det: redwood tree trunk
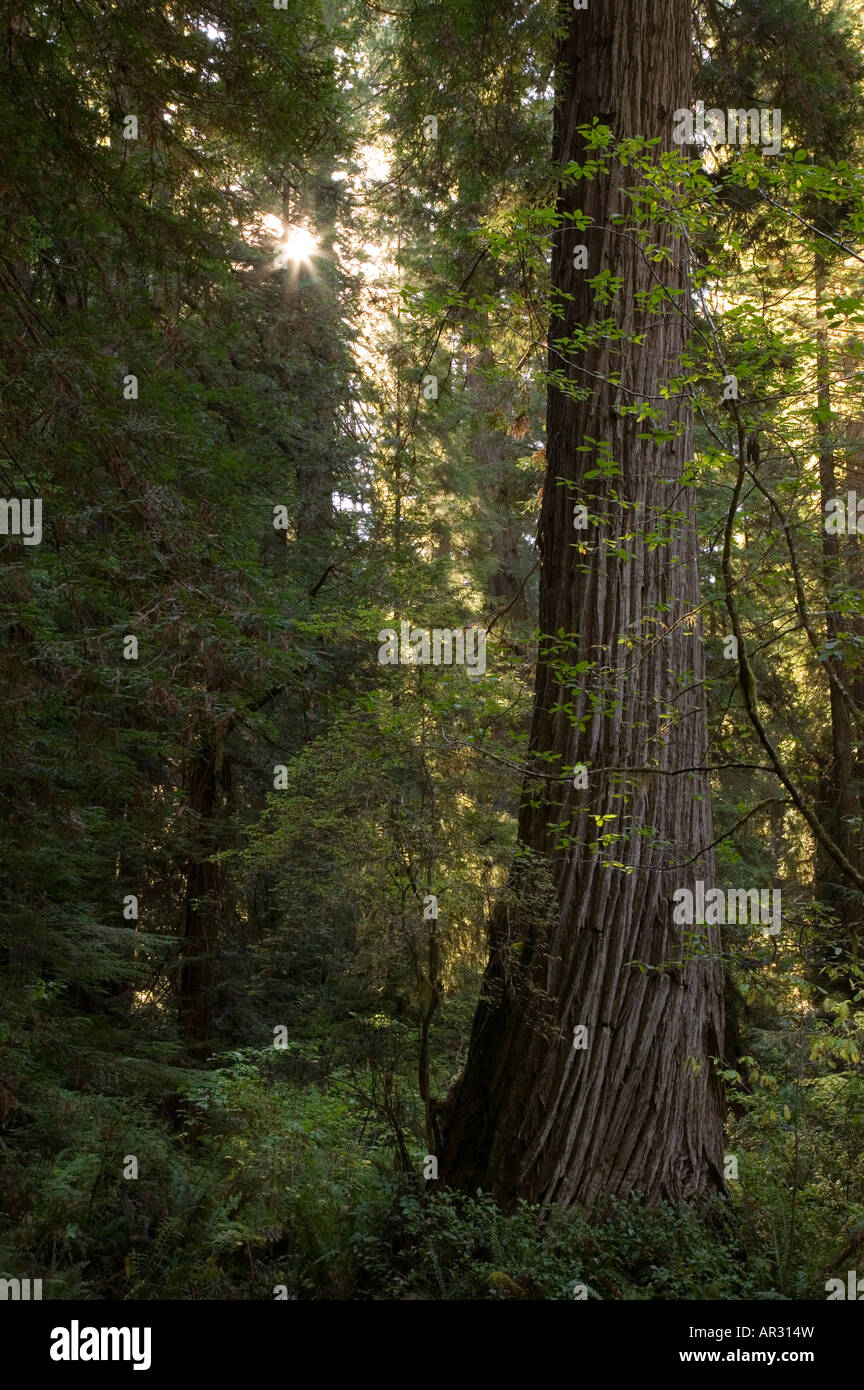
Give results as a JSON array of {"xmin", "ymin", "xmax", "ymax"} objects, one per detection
[
  {"xmin": 439, "ymin": 0, "xmax": 726, "ymax": 1208},
  {"xmin": 814, "ymin": 281, "xmax": 864, "ymax": 976}
]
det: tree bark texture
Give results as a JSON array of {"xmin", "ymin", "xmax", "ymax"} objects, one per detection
[{"xmin": 440, "ymin": 0, "xmax": 726, "ymax": 1208}]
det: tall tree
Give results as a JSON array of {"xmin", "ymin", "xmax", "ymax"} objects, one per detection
[{"xmin": 439, "ymin": 0, "xmax": 726, "ymax": 1207}]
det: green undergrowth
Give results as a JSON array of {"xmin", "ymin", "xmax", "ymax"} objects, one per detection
[{"xmin": 3, "ymin": 1024, "xmax": 860, "ymax": 1300}]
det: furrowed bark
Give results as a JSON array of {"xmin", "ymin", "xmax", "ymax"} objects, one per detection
[{"xmin": 440, "ymin": 0, "xmax": 726, "ymax": 1208}]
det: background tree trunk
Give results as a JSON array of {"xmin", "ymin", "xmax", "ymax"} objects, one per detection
[
  {"xmin": 439, "ymin": 0, "xmax": 726, "ymax": 1208},
  {"xmin": 179, "ymin": 740, "xmax": 223, "ymax": 1051}
]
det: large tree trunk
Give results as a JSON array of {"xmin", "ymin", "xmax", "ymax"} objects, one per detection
[
  {"xmin": 814, "ymin": 283, "xmax": 864, "ymax": 978},
  {"xmin": 439, "ymin": 0, "xmax": 726, "ymax": 1208}
]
